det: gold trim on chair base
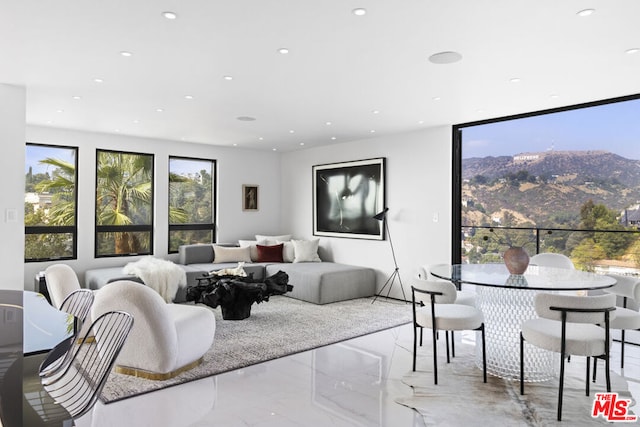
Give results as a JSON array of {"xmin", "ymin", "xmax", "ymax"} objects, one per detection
[{"xmin": 114, "ymin": 357, "xmax": 204, "ymax": 381}]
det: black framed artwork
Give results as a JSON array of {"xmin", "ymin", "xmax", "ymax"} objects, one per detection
[
  {"xmin": 242, "ymin": 185, "xmax": 258, "ymax": 211},
  {"xmin": 313, "ymin": 157, "xmax": 386, "ymax": 240}
]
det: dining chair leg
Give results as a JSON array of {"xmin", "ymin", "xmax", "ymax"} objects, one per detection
[
  {"xmin": 585, "ymin": 356, "xmax": 590, "ymax": 396},
  {"xmin": 481, "ymin": 324, "xmax": 487, "ymax": 383},
  {"xmin": 412, "ymin": 326, "xmax": 418, "ymax": 371},
  {"xmin": 419, "ymin": 327, "xmax": 423, "ymax": 347},
  {"xmin": 592, "ymin": 356, "xmax": 597, "ymax": 383},
  {"xmin": 558, "ymin": 351, "xmax": 566, "ymax": 421},
  {"xmin": 432, "ymin": 326, "xmax": 438, "ymax": 385},
  {"xmin": 451, "ymin": 331, "xmax": 456, "ymax": 358},
  {"xmin": 621, "ymin": 329, "xmax": 626, "ymax": 370},
  {"xmin": 519, "ymin": 332, "xmax": 525, "ymax": 395},
  {"xmin": 445, "ymin": 330, "xmax": 450, "ymax": 363}
]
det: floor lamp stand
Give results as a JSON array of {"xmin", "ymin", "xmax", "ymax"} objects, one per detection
[{"xmin": 372, "ymin": 217, "xmax": 407, "ymax": 304}]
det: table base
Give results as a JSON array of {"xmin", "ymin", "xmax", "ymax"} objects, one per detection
[{"xmin": 475, "ymin": 286, "xmax": 554, "ymax": 382}]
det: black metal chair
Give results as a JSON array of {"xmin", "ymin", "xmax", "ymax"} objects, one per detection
[
  {"xmin": 412, "ymin": 280, "xmax": 487, "ymax": 385},
  {"xmin": 520, "ymin": 292, "xmax": 616, "ymax": 421}
]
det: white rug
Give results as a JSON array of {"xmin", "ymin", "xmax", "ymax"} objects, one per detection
[
  {"xmin": 101, "ymin": 296, "xmax": 411, "ymax": 403},
  {"xmin": 396, "ymin": 340, "xmax": 635, "ymax": 426}
]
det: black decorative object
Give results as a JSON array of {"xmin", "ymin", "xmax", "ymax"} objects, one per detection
[
  {"xmin": 187, "ymin": 271, "xmax": 293, "ymax": 320},
  {"xmin": 313, "ymin": 158, "xmax": 385, "ymax": 240},
  {"xmin": 371, "ymin": 208, "xmax": 407, "ymax": 304}
]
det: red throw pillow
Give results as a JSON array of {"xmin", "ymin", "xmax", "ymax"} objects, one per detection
[{"xmin": 256, "ymin": 243, "xmax": 284, "ymax": 263}]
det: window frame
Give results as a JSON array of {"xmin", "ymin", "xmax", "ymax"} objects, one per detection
[
  {"xmin": 25, "ymin": 142, "xmax": 79, "ymax": 263},
  {"xmin": 452, "ymin": 93, "xmax": 640, "ymax": 264},
  {"xmin": 94, "ymin": 149, "xmax": 155, "ymax": 258},
  {"xmin": 167, "ymin": 156, "xmax": 217, "ymax": 253}
]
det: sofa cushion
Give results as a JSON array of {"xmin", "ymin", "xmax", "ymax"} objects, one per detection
[
  {"xmin": 178, "ymin": 244, "xmax": 214, "ymax": 265},
  {"xmin": 213, "ymin": 245, "xmax": 252, "ymax": 263},
  {"xmin": 256, "ymin": 244, "xmax": 284, "ymax": 263},
  {"xmin": 278, "ymin": 240, "xmax": 295, "ymax": 263},
  {"xmin": 255, "ymin": 234, "xmax": 292, "ymax": 245},
  {"xmin": 292, "ymin": 239, "xmax": 321, "ymax": 263}
]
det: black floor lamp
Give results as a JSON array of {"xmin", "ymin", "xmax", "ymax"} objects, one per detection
[{"xmin": 371, "ymin": 208, "xmax": 407, "ymax": 304}]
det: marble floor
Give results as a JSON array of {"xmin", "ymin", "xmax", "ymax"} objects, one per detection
[{"xmin": 72, "ymin": 323, "xmax": 640, "ymax": 427}]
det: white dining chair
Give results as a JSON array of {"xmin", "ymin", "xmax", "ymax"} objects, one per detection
[
  {"xmin": 602, "ymin": 273, "xmax": 640, "ymax": 370},
  {"xmin": 412, "ymin": 279, "xmax": 486, "ymax": 385},
  {"xmin": 530, "ymin": 253, "xmax": 575, "ymax": 270},
  {"xmin": 519, "ymin": 292, "xmax": 616, "ymax": 421}
]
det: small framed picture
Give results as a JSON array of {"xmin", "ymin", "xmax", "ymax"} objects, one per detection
[{"xmin": 242, "ymin": 185, "xmax": 259, "ymax": 211}]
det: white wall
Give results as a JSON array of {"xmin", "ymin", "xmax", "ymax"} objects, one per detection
[
  {"xmin": 0, "ymin": 84, "xmax": 26, "ymax": 290},
  {"xmin": 24, "ymin": 126, "xmax": 283, "ymax": 290},
  {"xmin": 280, "ymin": 126, "xmax": 453, "ymax": 300}
]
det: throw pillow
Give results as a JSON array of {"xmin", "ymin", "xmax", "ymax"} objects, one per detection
[
  {"xmin": 255, "ymin": 234, "xmax": 292, "ymax": 245},
  {"xmin": 292, "ymin": 239, "xmax": 322, "ymax": 263},
  {"xmin": 277, "ymin": 240, "xmax": 295, "ymax": 263},
  {"xmin": 256, "ymin": 243, "xmax": 284, "ymax": 263},
  {"xmin": 238, "ymin": 239, "xmax": 266, "ymax": 262},
  {"xmin": 213, "ymin": 245, "xmax": 252, "ymax": 263}
]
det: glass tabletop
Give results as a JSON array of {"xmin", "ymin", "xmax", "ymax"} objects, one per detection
[{"xmin": 430, "ymin": 263, "xmax": 616, "ymax": 291}]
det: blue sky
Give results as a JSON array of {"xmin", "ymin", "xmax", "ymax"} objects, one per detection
[
  {"xmin": 25, "ymin": 145, "xmax": 75, "ymax": 174},
  {"xmin": 462, "ymin": 98, "xmax": 640, "ymax": 160}
]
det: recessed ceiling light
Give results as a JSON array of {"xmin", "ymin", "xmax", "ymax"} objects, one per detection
[
  {"xmin": 372, "ymin": 110, "xmax": 380, "ymax": 114},
  {"xmin": 272, "ymin": 148, "xmax": 277, "ymax": 151},
  {"xmin": 72, "ymin": 96, "xmax": 81, "ymax": 100},
  {"xmin": 352, "ymin": 8, "xmax": 367, "ymax": 16},
  {"xmin": 46, "ymin": 120, "xmax": 53, "ymax": 124},
  {"xmin": 577, "ymin": 8, "xmax": 595, "ymax": 17},
  {"xmin": 550, "ymin": 94, "xmax": 560, "ymax": 99},
  {"xmin": 626, "ymin": 48, "xmax": 640, "ymax": 54},
  {"xmin": 330, "ymin": 136, "xmax": 337, "ymax": 140},
  {"xmin": 184, "ymin": 95, "xmax": 194, "ymax": 100},
  {"xmin": 114, "ymin": 129, "xmax": 120, "ymax": 133},
  {"xmin": 325, "ymin": 121, "xmax": 332, "ymax": 126},
  {"xmin": 477, "ymin": 109, "xmax": 484, "ymax": 113},
  {"xmin": 162, "ymin": 11, "xmax": 178, "ymax": 20},
  {"xmin": 258, "ymin": 137, "xmax": 264, "ymax": 141},
  {"xmin": 133, "ymin": 119, "xmax": 140, "ymax": 124},
  {"xmin": 429, "ymin": 51, "xmax": 463, "ymax": 64},
  {"xmin": 278, "ymin": 48, "xmax": 289, "ymax": 54},
  {"xmin": 120, "ymin": 51, "xmax": 133, "ymax": 57},
  {"xmin": 432, "ymin": 96, "xmax": 441, "ymax": 101},
  {"xmin": 56, "ymin": 109, "xmax": 64, "ymax": 113},
  {"xmin": 237, "ymin": 116, "xmax": 256, "ymax": 121},
  {"xmin": 223, "ymin": 75, "xmax": 233, "ymax": 81},
  {"xmin": 94, "ymin": 78, "xmax": 104, "ymax": 83},
  {"xmin": 370, "ymin": 130, "xmax": 376, "ymax": 133},
  {"xmin": 510, "ymin": 77, "xmax": 521, "ymax": 83},
  {"xmin": 418, "ymin": 120, "xmax": 424, "ymax": 124},
  {"xmin": 233, "ymin": 143, "xmax": 238, "ymax": 146},
  {"xmin": 299, "ymin": 142, "xmax": 305, "ymax": 146},
  {"xmin": 289, "ymin": 130, "xmax": 295, "ymax": 134},
  {"xmin": 156, "ymin": 108, "xmax": 164, "ymax": 113}
]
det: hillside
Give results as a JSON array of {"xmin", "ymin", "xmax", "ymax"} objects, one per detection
[{"xmin": 461, "ymin": 150, "xmax": 640, "ymax": 227}]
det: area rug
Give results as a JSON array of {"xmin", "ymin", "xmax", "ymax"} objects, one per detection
[
  {"xmin": 395, "ymin": 341, "xmax": 636, "ymax": 426},
  {"xmin": 101, "ymin": 296, "xmax": 411, "ymax": 403}
]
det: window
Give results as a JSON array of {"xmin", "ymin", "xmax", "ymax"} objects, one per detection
[
  {"xmin": 453, "ymin": 94, "xmax": 640, "ymax": 273},
  {"xmin": 25, "ymin": 143, "xmax": 78, "ymax": 262},
  {"xmin": 168, "ymin": 156, "xmax": 216, "ymax": 252},
  {"xmin": 95, "ymin": 150, "xmax": 154, "ymax": 257}
]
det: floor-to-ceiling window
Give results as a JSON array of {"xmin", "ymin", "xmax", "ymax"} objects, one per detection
[
  {"xmin": 453, "ymin": 94, "xmax": 640, "ymax": 274},
  {"xmin": 95, "ymin": 149, "xmax": 154, "ymax": 257},
  {"xmin": 25, "ymin": 143, "xmax": 78, "ymax": 262},
  {"xmin": 168, "ymin": 156, "xmax": 216, "ymax": 252}
]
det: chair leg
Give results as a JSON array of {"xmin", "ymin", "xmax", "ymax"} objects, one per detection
[
  {"xmin": 412, "ymin": 326, "xmax": 418, "ymax": 371},
  {"xmin": 592, "ymin": 356, "xmax": 597, "ymax": 383},
  {"xmin": 558, "ymin": 352, "xmax": 566, "ymax": 421},
  {"xmin": 451, "ymin": 331, "xmax": 456, "ymax": 358},
  {"xmin": 585, "ymin": 356, "xmax": 590, "ymax": 396},
  {"xmin": 445, "ymin": 330, "xmax": 450, "ymax": 363},
  {"xmin": 432, "ymin": 327, "xmax": 438, "ymax": 385},
  {"xmin": 481, "ymin": 325, "xmax": 487, "ymax": 383},
  {"xmin": 520, "ymin": 332, "xmax": 525, "ymax": 395},
  {"xmin": 621, "ymin": 329, "xmax": 626, "ymax": 370}
]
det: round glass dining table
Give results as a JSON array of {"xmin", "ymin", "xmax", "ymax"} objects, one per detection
[{"xmin": 429, "ymin": 263, "xmax": 616, "ymax": 382}]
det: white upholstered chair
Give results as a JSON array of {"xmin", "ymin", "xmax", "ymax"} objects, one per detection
[
  {"xmin": 45, "ymin": 263, "xmax": 83, "ymax": 309},
  {"xmin": 417, "ymin": 266, "xmax": 475, "ymax": 306},
  {"xmin": 91, "ymin": 280, "xmax": 216, "ymax": 380},
  {"xmin": 530, "ymin": 253, "xmax": 575, "ymax": 270},
  {"xmin": 412, "ymin": 279, "xmax": 486, "ymax": 385},
  {"xmin": 602, "ymin": 274, "xmax": 640, "ymax": 369},
  {"xmin": 519, "ymin": 292, "xmax": 616, "ymax": 421}
]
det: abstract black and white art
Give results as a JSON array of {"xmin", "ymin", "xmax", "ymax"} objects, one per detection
[{"xmin": 313, "ymin": 158, "xmax": 385, "ymax": 240}]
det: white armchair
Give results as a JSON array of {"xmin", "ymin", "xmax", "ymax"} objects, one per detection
[{"xmin": 91, "ymin": 280, "xmax": 216, "ymax": 380}]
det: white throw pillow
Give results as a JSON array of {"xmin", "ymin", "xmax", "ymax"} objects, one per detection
[
  {"xmin": 255, "ymin": 234, "xmax": 292, "ymax": 245},
  {"xmin": 277, "ymin": 240, "xmax": 295, "ymax": 263},
  {"xmin": 238, "ymin": 240, "xmax": 266, "ymax": 262},
  {"xmin": 292, "ymin": 239, "xmax": 322, "ymax": 263},
  {"xmin": 213, "ymin": 245, "xmax": 252, "ymax": 263}
]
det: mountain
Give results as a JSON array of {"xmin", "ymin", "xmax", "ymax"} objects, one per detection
[{"xmin": 461, "ymin": 150, "xmax": 640, "ymax": 227}]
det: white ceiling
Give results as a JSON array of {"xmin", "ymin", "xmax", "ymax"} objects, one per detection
[{"xmin": 2, "ymin": 0, "xmax": 639, "ymax": 151}]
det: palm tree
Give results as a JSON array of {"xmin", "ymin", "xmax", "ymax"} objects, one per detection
[
  {"xmin": 96, "ymin": 152, "xmax": 153, "ymax": 254},
  {"xmin": 35, "ymin": 157, "xmax": 76, "ymax": 226}
]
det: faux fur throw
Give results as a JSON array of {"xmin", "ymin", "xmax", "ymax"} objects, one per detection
[
  {"xmin": 123, "ymin": 256, "xmax": 186, "ymax": 303},
  {"xmin": 209, "ymin": 262, "xmax": 248, "ymax": 277}
]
